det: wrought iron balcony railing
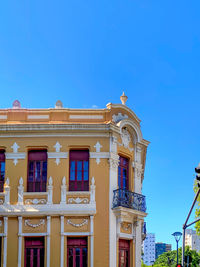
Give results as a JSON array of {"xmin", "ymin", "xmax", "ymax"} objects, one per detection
[{"xmin": 112, "ymin": 189, "xmax": 146, "ymax": 213}]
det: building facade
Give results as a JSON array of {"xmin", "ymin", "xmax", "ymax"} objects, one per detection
[
  {"xmin": 142, "ymin": 233, "xmax": 155, "ymax": 266},
  {"xmin": 185, "ymin": 229, "xmax": 200, "ymax": 253},
  {"xmin": 155, "ymin": 243, "xmax": 171, "ymax": 259},
  {"xmin": 0, "ymin": 95, "xmax": 149, "ymax": 267}
]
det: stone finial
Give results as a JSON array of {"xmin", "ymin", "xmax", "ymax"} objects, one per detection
[
  {"xmin": 120, "ymin": 92, "xmax": 128, "ymax": 105},
  {"xmin": 5, "ymin": 178, "xmax": 9, "ymax": 186},
  {"xmin": 12, "ymin": 100, "xmax": 21, "ymax": 109},
  {"xmin": 48, "ymin": 176, "xmax": 53, "ymax": 186},
  {"xmin": 55, "ymin": 100, "xmax": 63, "ymax": 109},
  {"xmin": 19, "ymin": 177, "xmax": 23, "ymax": 185}
]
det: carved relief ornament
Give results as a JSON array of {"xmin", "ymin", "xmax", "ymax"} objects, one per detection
[
  {"xmin": 67, "ymin": 219, "xmax": 88, "ymax": 228},
  {"xmin": 25, "ymin": 219, "xmax": 45, "ymax": 228}
]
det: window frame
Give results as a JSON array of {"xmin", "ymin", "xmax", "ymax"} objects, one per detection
[
  {"xmin": 69, "ymin": 150, "xmax": 89, "ymax": 191},
  {"xmin": 0, "ymin": 151, "xmax": 5, "ymax": 193},
  {"xmin": 24, "ymin": 237, "xmax": 45, "ymax": 267},
  {"xmin": 118, "ymin": 155, "xmax": 129, "ymax": 190},
  {"xmin": 67, "ymin": 237, "xmax": 87, "ymax": 267},
  {"xmin": 27, "ymin": 150, "xmax": 47, "ymax": 192}
]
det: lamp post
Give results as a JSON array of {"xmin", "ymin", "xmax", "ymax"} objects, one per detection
[{"xmin": 172, "ymin": 232, "xmax": 182, "ymax": 265}]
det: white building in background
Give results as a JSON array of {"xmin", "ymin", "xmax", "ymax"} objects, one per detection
[
  {"xmin": 142, "ymin": 233, "xmax": 155, "ymax": 266},
  {"xmin": 185, "ymin": 229, "xmax": 200, "ymax": 252}
]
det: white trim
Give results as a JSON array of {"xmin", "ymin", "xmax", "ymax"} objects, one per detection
[
  {"xmin": 109, "ymin": 136, "xmax": 118, "ymax": 267},
  {"xmin": 0, "ymin": 234, "xmax": 5, "ymax": 237},
  {"xmin": 117, "ymin": 118, "xmax": 143, "ymax": 143},
  {"xmin": 60, "ymin": 216, "xmax": 64, "ymax": 267},
  {"xmin": 23, "ymin": 192, "xmax": 48, "ymax": 196},
  {"xmin": 6, "ymin": 152, "xmax": 25, "ymax": 162},
  {"xmin": 90, "ymin": 152, "xmax": 109, "ymax": 158},
  {"xmin": 117, "ymin": 233, "xmax": 134, "ymax": 240},
  {"xmin": 48, "ymin": 152, "xmax": 68, "ymax": 158},
  {"xmin": 0, "ymin": 115, "xmax": 7, "ymax": 119},
  {"xmin": 3, "ymin": 217, "xmax": 8, "ymax": 267},
  {"xmin": 0, "ymin": 203, "xmax": 96, "ymax": 216},
  {"xmin": 48, "ymin": 152, "xmax": 68, "ymax": 165},
  {"xmin": 69, "ymin": 115, "xmax": 103, "ymax": 119},
  {"xmin": 0, "ymin": 133, "xmax": 110, "ymax": 138},
  {"xmin": 47, "ymin": 216, "xmax": 50, "ymax": 267},
  {"xmin": 135, "ymin": 220, "xmax": 142, "ymax": 267},
  {"xmin": 62, "ymin": 232, "xmax": 90, "ymax": 236},
  {"xmin": 18, "ymin": 217, "xmax": 22, "ymax": 267},
  {"xmin": 19, "ymin": 233, "xmax": 48, "ymax": 237},
  {"xmin": 66, "ymin": 191, "xmax": 90, "ymax": 196},
  {"xmin": 90, "ymin": 152, "xmax": 109, "ymax": 164},
  {"xmin": 27, "ymin": 115, "xmax": 49, "ymax": 119},
  {"xmin": 90, "ymin": 216, "xmax": 94, "ymax": 267}
]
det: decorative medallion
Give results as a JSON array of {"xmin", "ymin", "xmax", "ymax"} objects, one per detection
[{"xmin": 121, "ymin": 222, "xmax": 132, "ymax": 231}]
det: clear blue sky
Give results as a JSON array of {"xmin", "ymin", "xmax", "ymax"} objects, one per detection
[{"xmin": 1, "ymin": 0, "xmax": 200, "ymax": 249}]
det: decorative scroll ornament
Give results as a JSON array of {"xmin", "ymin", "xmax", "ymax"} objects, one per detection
[
  {"xmin": 68, "ymin": 197, "xmax": 89, "ymax": 204},
  {"xmin": 25, "ymin": 219, "xmax": 45, "ymax": 228},
  {"xmin": 25, "ymin": 199, "xmax": 47, "ymax": 205},
  {"xmin": 112, "ymin": 113, "xmax": 128, "ymax": 123},
  {"xmin": 133, "ymin": 162, "xmax": 143, "ymax": 180},
  {"xmin": 67, "ymin": 219, "xmax": 88, "ymax": 228},
  {"xmin": 121, "ymin": 222, "xmax": 132, "ymax": 231}
]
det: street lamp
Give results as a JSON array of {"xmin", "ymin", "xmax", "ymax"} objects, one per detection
[{"xmin": 172, "ymin": 232, "xmax": 182, "ymax": 265}]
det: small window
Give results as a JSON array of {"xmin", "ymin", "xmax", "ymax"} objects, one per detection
[
  {"xmin": 24, "ymin": 237, "xmax": 44, "ymax": 267},
  {"xmin": 27, "ymin": 150, "xmax": 47, "ymax": 192},
  {"xmin": 67, "ymin": 237, "xmax": 87, "ymax": 267},
  {"xmin": 69, "ymin": 150, "xmax": 89, "ymax": 191},
  {"xmin": 0, "ymin": 151, "xmax": 5, "ymax": 193}
]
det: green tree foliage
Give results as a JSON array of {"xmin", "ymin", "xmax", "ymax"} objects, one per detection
[
  {"xmin": 194, "ymin": 181, "xmax": 200, "ymax": 235},
  {"xmin": 153, "ymin": 247, "xmax": 200, "ymax": 267}
]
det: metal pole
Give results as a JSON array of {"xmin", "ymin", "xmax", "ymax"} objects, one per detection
[
  {"xmin": 177, "ymin": 240, "xmax": 179, "ymax": 265},
  {"xmin": 182, "ymin": 227, "xmax": 186, "ymax": 267}
]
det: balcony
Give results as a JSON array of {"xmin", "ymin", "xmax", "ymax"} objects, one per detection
[{"xmin": 112, "ymin": 189, "xmax": 146, "ymax": 213}]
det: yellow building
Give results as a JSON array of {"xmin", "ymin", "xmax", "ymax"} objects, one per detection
[{"xmin": 0, "ymin": 94, "xmax": 149, "ymax": 267}]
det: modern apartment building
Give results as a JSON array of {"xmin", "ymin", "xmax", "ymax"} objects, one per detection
[
  {"xmin": 155, "ymin": 242, "xmax": 171, "ymax": 259},
  {"xmin": 185, "ymin": 229, "xmax": 200, "ymax": 253},
  {"xmin": 142, "ymin": 233, "xmax": 155, "ymax": 266},
  {"xmin": 0, "ymin": 94, "xmax": 149, "ymax": 267}
]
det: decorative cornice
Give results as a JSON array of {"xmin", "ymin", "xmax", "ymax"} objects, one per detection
[
  {"xmin": 0, "ymin": 203, "xmax": 96, "ymax": 216},
  {"xmin": 67, "ymin": 219, "xmax": 88, "ymax": 228},
  {"xmin": 106, "ymin": 103, "xmax": 141, "ymax": 123},
  {"xmin": 69, "ymin": 115, "xmax": 103, "ymax": 119}
]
